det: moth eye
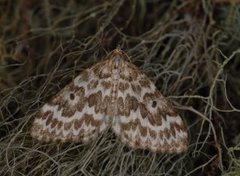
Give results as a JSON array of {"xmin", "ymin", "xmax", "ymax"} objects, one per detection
[
  {"xmin": 152, "ymin": 101, "xmax": 157, "ymax": 108},
  {"xmin": 69, "ymin": 93, "xmax": 75, "ymax": 100}
]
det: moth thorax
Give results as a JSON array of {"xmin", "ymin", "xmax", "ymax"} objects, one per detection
[
  {"xmin": 112, "ymin": 55, "xmax": 123, "ymax": 69},
  {"xmin": 112, "ymin": 69, "xmax": 120, "ymax": 80}
]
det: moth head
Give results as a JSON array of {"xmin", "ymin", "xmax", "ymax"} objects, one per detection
[{"xmin": 108, "ymin": 48, "xmax": 129, "ymax": 69}]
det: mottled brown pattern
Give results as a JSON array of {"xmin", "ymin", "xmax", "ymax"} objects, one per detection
[
  {"xmin": 139, "ymin": 78, "xmax": 151, "ymax": 88},
  {"xmin": 143, "ymin": 92, "xmax": 157, "ymax": 101},
  {"xmin": 130, "ymin": 119, "xmax": 138, "ymax": 130},
  {"xmin": 62, "ymin": 87, "xmax": 85, "ymax": 117},
  {"xmin": 120, "ymin": 74, "xmax": 133, "ymax": 81},
  {"xmin": 149, "ymin": 128, "xmax": 157, "ymax": 139},
  {"xmin": 76, "ymin": 87, "xmax": 86, "ymax": 112},
  {"xmin": 121, "ymin": 119, "xmax": 147, "ymax": 137},
  {"xmin": 62, "ymin": 106, "xmax": 76, "ymax": 118},
  {"xmin": 159, "ymin": 131, "xmax": 164, "ymax": 139},
  {"xmin": 120, "ymin": 63, "xmax": 138, "ymax": 81},
  {"xmin": 78, "ymin": 128, "xmax": 85, "ymax": 137},
  {"xmin": 31, "ymin": 48, "xmax": 188, "ymax": 154},
  {"xmin": 121, "ymin": 123, "xmax": 130, "ymax": 131},
  {"xmin": 131, "ymin": 83, "xmax": 141, "ymax": 94},
  {"xmin": 93, "ymin": 80, "xmax": 99, "ymax": 88},
  {"xmin": 42, "ymin": 111, "xmax": 52, "ymax": 120},
  {"xmin": 164, "ymin": 129, "xmax": 171, "ymax": 139},
  {"xmin": 174, "ymin": 123, "xmax": 185, "ymax": 133},
  {"xmin": 163, "ymin": 139, "xmax": 168, "ymax": 147},
  {"xmin": 88, "ymin": 93, "xmax": 96, "ymax": 107},
  {"xmin": 34, "ymin": 113, "xmax": 104, "ymax": 143},
  {"xmin": 87, "ymin": 80, "xmax": 99, "ymax": 89},
  {"xmin": 119, "ymin": 82, "xmax": 125, "ymax": 92},
  {"xmin": 100, "ymin": 73, "xmax": 111, "ymax": 79},
  {"xmin": 164, "ymin": 101, "xmax": 178, "ymax": 116},
  {"xmin": 141, "ymin": 90, "xmax": 178, "ymax": 126},
  {"xmin": 80, "ymin": 70, "xmax": 89, "ymax": 82},
  {"xmin": 94, "ymin": 91, "xmax": 103, "ymax": 113},
  {"xmin": 159, "ymin": 104, "xmax": 178, "ymax": 118},
  {"xmin": 101, "ymin": 95, "xmax": 111, "ymax": 114},
  {"xmin": 139, "ymin": 125, "xmax": 147, "ymax": 137},
  {"xmin": 157, "ymin": 108, "xmax": 167, "ymax": 121},
  {"xmin": 139, "ymin": 103, "xmax": 149, "ymax": 119},
  {"xmin": 118, "ymin": 82, "xmax": 130, "ymax": 93},
  {"xmin": 57, "ymin": 121, "xmax": 63, "ymax": 129},
  {"xmin": 90, "ymin": 118, "xmax": 101, "ymax": 127},
  {"xmin": 101, "ymin": 81, "xmax": 111, "ymax": 90},
  {"xmin": 74, "ymin": 119, "xmax": 82, "ymax": 130},
  {"xmin": 151, "ymin": 112, "xmax": 163, "ymax": 126},
  {"xmin": 124, "ymin": 82, "xmax": 130, "ymax": 90},
  {"xmin": 83, "ymin": 113, "xmax": 100, "ymax": 127},
  {"xmin": 125, "ymin": 95, "xmax": 139, "ymax": 116},
  {"xmin": 170, "ymin": 123, "xmax": 177, "ymax": 136},
  {"xmin": 46, "ymin": 116, "xmax": 52, "ymax": 126},
  {"xmin": 170, "ymin": 141, "xmax": 178, "ymax": 152},
  {"xmin": 51, "ymin": 118, "xmax": 58, "ymax": 128},
  {"xmin": 117, "ymin": 97, "xmax": 124, "ymax": 115},
  {"xmin": 49, "ymin": 82, "xmax": 77, "ymax": 106},
  {"xmin": 92, "ymin": 62, "xmax": 106, "ymax": 76},
  {"xmin": 133, "ymin": 139, "xmax": 140, "ymax": 147},
  {"xmin": 124, "ymin": 98, "xmax": 131, "ymax": 117},
  {"xmin": 64, "ymin": 122, "xmax": 72, "ymax": 130},
  {"xmin": 131, "ymin": 96, "xmax": 139, "ymax": 112}
]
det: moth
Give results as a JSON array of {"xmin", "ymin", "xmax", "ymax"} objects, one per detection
[{"xmin": 31, "ymin": 49, "xmax": 188, "ymax": 153}]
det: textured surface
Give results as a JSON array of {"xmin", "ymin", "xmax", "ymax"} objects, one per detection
[{"xmin": 31, "ymin": 49, "xmax": 188, "ymax": 153}]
